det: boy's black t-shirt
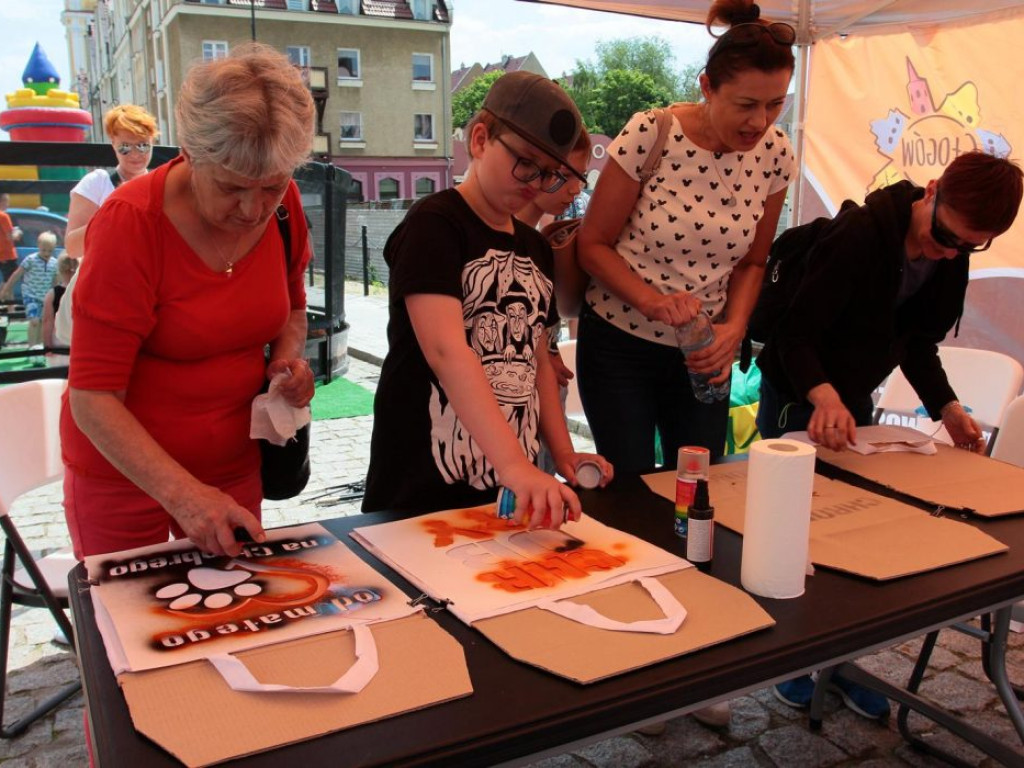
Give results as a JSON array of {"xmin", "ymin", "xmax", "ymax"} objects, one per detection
[{"xmin": 363, "ymin": 189, "xmax": 558, "ymax": 515}]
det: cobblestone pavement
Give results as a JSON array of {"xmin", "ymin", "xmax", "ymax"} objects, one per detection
[{"xmin": 2, "ymin": 351, "xmax": 1023, "ymax": 766}]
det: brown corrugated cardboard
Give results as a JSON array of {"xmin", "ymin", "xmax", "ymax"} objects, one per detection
[
  {"xmin": 474, "ymin": 568, "xmax": 774, "ymax": 683},
  {"xmin": 643, "ymin": 464, "xmax": 1007, "ymax": 580},
  {"xmin": 815, "ymin": 443, "xmax": 1024, "ymax": 517},
  {"xmin": 119, "ymin": 613, "xmax": 472, "ymax": 768}
]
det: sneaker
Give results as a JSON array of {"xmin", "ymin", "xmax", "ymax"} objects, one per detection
[
  {"xmin": 829, "ymin": 674, "xmax": 890, "ymax": 720},
  {"xmin": 773, "ymin": 675, "xmax": 816, "ymax": 708},
  {"xmin": 692, "ymin": 700, "xmax": 731, "ymax": 728}
]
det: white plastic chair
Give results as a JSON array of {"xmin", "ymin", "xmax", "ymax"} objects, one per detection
[
  {"xmin": 873, "ymin": 347, "xmax": 1024, "ymax": 454},
  {"xmin": 0, "ymin": 379, "xmax": 80, "ymax": 737},
  {"xmin": 557, "ymin": 339, "xmax": 586, "ymax": 424},
  {"xmin": 992, "ymin": 395, "xmax": 1024, "ymax": 467}
]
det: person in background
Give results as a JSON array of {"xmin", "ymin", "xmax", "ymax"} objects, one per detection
[
  {"xmin": 0, "ymin": 230, "xmax": 59, "ymax": 346},
  {"xmin": 756, "ymin": 151, "xmax": 1024, "ymax": 718},
  {"xmin": 517, "ymin": 128, "xmax": 592, "ymax": 473},
  {"xmin": 363, "ymin": 71, "xmax": 612, "ymax": 525},
  {"xmin": 575, "ymin": 0, "xmax": 796, "ymax": 476},
  {"xmin": 0, "ymin": 192, "xmax": 21, "ymax": 284},
  {"xmin": 62, "ymin": 43, "xmax": 314, "ymax": 560},
  {"xmin": 55, "ymin": 104, "xmax": 159, "ymax": 346},
  {"xmin": 42, "ymin": 253, "xmax": 78, "ymax": 349}
]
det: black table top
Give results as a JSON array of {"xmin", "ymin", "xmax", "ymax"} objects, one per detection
[{"xmin": 69, "ymin": 473, "xmax": 1024, "ymax": 768}]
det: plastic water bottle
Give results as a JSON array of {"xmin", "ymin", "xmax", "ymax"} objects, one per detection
[{"xmin": 674, "ymin": 313, "xmax": 730, "ymax": 404}]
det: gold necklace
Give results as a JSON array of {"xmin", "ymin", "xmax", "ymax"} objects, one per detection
[
  {"xmin": 189, "ymin": 174, "xmax": 238, "ymax": 276},
  {"xmin": 699, "ymin": 104, "xmax": 739, "ymax": 208}
]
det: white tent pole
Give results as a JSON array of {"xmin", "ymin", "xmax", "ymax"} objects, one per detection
[{"xmin": 791, "ymin": 41, "xmax": 811, "ymax": 227}]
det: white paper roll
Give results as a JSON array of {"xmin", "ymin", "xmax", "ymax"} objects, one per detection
[{"xmin": 740, "ymin": 438, "xmax": 816, "ymax": 599}]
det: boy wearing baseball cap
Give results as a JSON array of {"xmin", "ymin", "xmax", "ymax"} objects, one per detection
[{"xmin": 363, "ymin": 72, "xmax": 612, "ymax": 525}]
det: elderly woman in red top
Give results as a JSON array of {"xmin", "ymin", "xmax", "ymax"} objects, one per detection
[{"xmin": 62, "ymin": 43, "xmax": 315, "ymax": 559}]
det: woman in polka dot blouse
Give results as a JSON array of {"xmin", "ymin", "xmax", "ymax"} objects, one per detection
[{"xmin": 576, "ymin": 0, "xmax": 797, "ymax": 471}]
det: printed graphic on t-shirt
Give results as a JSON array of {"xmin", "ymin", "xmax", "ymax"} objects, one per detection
[{"xmin": 430, "ymin": 248, "xmax": 553, "ymax": 490}]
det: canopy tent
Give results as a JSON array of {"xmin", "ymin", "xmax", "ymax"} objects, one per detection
[{"xmin": 517, "ymin": 0, "xmax": 1024, "ymax": 368}]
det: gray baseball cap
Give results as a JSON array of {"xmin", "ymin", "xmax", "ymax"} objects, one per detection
[{"xmin": 482, "ymin": 71, "xmax": 585, "ymax": 182}]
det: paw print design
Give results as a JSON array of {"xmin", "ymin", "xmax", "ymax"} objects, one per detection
[{"xmin": 155, "ymin": 567, "xmax": 263, "ymax": 612}]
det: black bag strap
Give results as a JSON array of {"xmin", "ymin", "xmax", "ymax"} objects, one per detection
[
  {"xmin": 108, "ymin": 169, "xmax": 122, "ymax": 188},
  {"xmin": 274, "ymin": 204, "xmax": 291, "ymax": 267}
]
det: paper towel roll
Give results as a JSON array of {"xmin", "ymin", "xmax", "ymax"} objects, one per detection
[{"xmin": 740, "ymin": 438, "xmax": 816, "ymax": 599}]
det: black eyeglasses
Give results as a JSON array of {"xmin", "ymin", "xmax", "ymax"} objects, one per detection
[
  {"xmin": 116, "ymin": 142, "xmax": 152, "ymax": 156},
  {"xmin": 931, "ymin": 189, "xmax": 991, "ymax": 257},
  {"xmin": 493, "ymin": 135, "xmax": 568, "ymax": 194},
  {"xmin": 707, "ymin": 22, "xmax": 797, "ymax": 63}
]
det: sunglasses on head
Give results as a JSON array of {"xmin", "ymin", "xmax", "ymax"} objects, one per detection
[
  {"xmin": 931, "ymin": 189, "xmax": 991, "ymax": 257},
  {"xmin": 116, "ymin": 142, "xmax": 152, "ymax": 156},
  {"xmin": 707, "ymin": 22, "xmax": 797, "ymax": 63}
]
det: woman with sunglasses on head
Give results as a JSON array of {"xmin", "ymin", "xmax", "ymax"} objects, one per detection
[
  {"xmin": 756, "ymin": 151, "xmax": 1022, "ymax": 718},
  {"xmin": 65, "ymin": 104, "xmax": 159, "ymax": 259},
  {"xmin": 576, "ymin": 0, "xmax": 796, "ymax": 476},
  {"xmin": 757, "ymin": 152, "xmax": 1023, "ymax": 454}
]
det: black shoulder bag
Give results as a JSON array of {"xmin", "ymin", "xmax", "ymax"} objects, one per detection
[{"xmin": 258, "ymin": 205, "xmax": 312, "ymax": 500}]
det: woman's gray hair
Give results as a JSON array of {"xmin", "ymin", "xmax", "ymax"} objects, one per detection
[{"xmin": 176, "ymin": 42, "xmax": 314, "ymax": 178}]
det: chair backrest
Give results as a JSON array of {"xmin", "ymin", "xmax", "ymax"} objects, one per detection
[
  {"xmin": 875, "ymin": 347, "xmax": 1024, "ymax": 449},
  {"xmin": 557, "ymin": 339, "xmax": 586, "ymax": 422},
  {"xmin": 0, "ymin": 379, "xmax": 66, "ymax": 517},
  {"xmin": 992, "ymin": 395, "xmax": 1024, "ymax": 468}
]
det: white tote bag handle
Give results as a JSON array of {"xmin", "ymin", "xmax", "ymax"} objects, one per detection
[
  {"xmin": 206, "ymin": 623, "xmax": 378, "ymax": 694},
  {"xmin": 536, "ymin": 576, "xmax": 686, "ymax": 634}
]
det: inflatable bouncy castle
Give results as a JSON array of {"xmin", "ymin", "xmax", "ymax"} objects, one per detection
[{"xmin": 0, "ymin": 43, "xmax": 91, "ymax": 211}]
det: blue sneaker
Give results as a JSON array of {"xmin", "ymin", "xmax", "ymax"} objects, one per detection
[
  {"xmin": 773, "ymin": 675, "xmax": 816, "ymax": 708},
  {"xmin": 830, "ymin": 674, "xmax": 890, "ymax": 720}
]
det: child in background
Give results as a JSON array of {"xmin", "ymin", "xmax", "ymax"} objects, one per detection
[
  {"xmin": 363, "ymin": 72, "xmax": 612, "ymax": 526},
  {"xmin": 517, "ymin": 128, "xmax": 593, "ymax": 474},
  {"xmin": 43, "ymin": 253, "xmax": 78, "ymax": 350},
  {"xmin": 0, "ymin": 230, "xmax": 59, "ymax": 347}
]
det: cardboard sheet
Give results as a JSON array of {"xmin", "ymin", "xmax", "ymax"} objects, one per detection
[
  {"xmin": 475, "ymin": 567, "xmax": 774, "ymax": 683},
  {"xmin": 352, "ymin": 505, "xmax": 775, "ymax": 683},
  {"xmin": 120, "ymin": 613, "xmax": 472, "ymax": 768},
  {"xmin": 815, "ymin": 442, "xmax": 1024, "ymax": 517},
  {"xmin": 643, "ymin": 466, "xmax": 1007, "ymax": 580}
]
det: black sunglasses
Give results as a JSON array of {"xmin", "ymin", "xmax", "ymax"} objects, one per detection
[
  {"xmin": 493, "ymin": 135, "xmax": 568, "ymax": 194},
  {"xmin": 931, "ymin": 189, "xmax": 991, "ymax": 257},
  {"xmin": 707, "ymin": 22, "xmax": 797, "ymax": 63},
  {"xmin": 116, "ymin": 142, "xmax": 152, "ymax": 156}
]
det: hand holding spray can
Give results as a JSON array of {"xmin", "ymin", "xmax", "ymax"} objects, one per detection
[{"xmin": 674, "ymin": 446, "xmax": 710, "ymax": 537}]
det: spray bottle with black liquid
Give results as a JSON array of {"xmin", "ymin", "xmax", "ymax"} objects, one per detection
[{"xmin": 686, "ymin": 478, "xmax": 715, "ymax": 572}]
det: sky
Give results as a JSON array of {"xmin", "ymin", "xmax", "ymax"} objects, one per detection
[{"xmin": 0, "ymin": 0, "xmax": 713, "ymax": 141}]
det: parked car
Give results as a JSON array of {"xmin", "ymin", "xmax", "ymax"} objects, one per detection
[{"xmin": 4, "ymin": 208, "xmax": 68, "ymax": 304}]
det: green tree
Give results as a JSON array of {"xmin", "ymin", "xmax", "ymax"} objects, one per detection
[
  {"xmin": 589, "ymin": 69, "xmax": 673, "ymax": 136},
  {"xmin": 451, "ymin": 70, "xmax": 504, "ymax": 128},
  {"xmin": 679, "ymin": 61, "xmax": 703, "ymax": 104},
  {"xmin": 594, "ymin": 37, "xmax": 682, "ymax": 98}
]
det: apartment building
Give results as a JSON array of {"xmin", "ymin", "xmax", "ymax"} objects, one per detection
[{"xmin": 64, "ymin": 0, "xmax": 453, "ymax": 201}]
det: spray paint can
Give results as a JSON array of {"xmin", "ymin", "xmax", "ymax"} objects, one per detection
[
  {"xmin": 686, "ymin": 478, "xmax": 715, "ymax": 571},
  {"xmin": 674, "ymin": 446, "xmax": 710, "ymax": 538},
  {"xmin": 496, "ymin": 486, "xmax": 517, "ymax": 520}
]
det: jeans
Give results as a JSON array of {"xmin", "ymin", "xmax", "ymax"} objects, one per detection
[
  {"xmin": 576, "ymin": 307, "xmax": 729, "ymax": 474},
  {"xmin": 757, "ymin": 375, "xmax": 874, "ymax": 439}
]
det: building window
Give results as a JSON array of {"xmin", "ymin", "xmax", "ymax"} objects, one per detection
[
  {"xmin": 337, "ymin": 48, "xmax": 360, "ymax": 80},
  {"xmin": 414, "ymin": 177, "xmax": 435, "ymax": 198},
  {"xmin": 347, "ymin": 176, "xmax": 364, "ymax": 203},
  {"xmin": 202, "ymin": 41, "xmax": 228, "ymax": 61},
  {"xmin": 378, "ymin": 177, "xmax": 400, "ymax": 201},
  {"xmin": 414, "ymin": 114, "xmax": 434, "ymax": 142},
  {"xmin": 286, "ymin": 46, "xmax": 311, "ymax": 67},
  {"xmin": 340, "ymin": 112, "xmax": 362, "ymax": 141},
  {"xmin": 412, "ymin": 53, "xmax": 433, "ymax": 83},
  {"xmin": 410, "ymin": 0, "xmax": 430, "ymax": 20},
  {"xmin": 336, "ymin": 0, "xmax": 357, "ymax": 12}
]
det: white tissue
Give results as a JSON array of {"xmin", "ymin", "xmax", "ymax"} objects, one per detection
[
  {"xmin": 250, "ymin": 371, "xmax": 311, "ymax": 446},
  {"xmin": 740, "ymin": 438, "xmax": 816, "ymax": 599}
]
